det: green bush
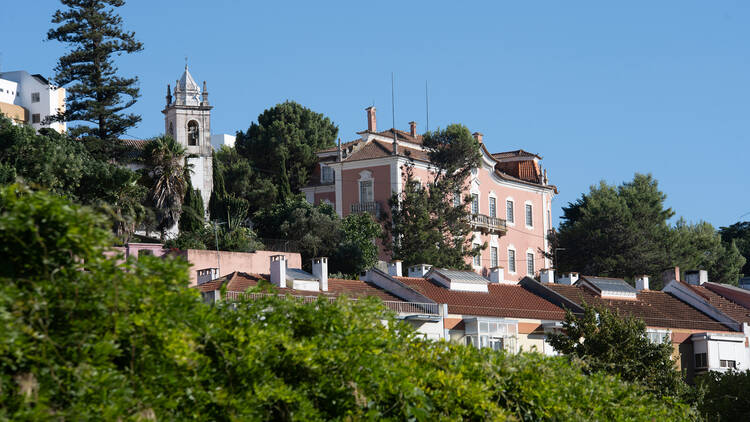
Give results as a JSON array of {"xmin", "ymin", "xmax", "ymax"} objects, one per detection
[
  {"xmin": 696, "ymin": 369, "xmax": 750, "ymax": 420},
  {"xmin": 0, "ymin": 184, "xmax": 696, "ymax": 420}
]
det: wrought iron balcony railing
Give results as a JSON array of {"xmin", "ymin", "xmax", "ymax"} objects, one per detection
[{"xmin": 350, "ymin": 201, "xmax": 381, "ymax": 217}]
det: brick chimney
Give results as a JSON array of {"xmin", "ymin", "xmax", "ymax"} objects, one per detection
[
  {"xmin": 472, "ymin": 132, "xmax": 483, "ymax": 143},
  {"xmin": 366, "ymin": 106, "xmax": 376, "ymax": 132},
  {"xmin": 409, "ymin": 121, "xmax": 417, "ymax": 137}
]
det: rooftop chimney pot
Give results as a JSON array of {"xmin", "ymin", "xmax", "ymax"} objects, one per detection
[
  {"xmin": 558, "ymin": 272, "xmax": 579, "ymax": 285},
  {"xmin": 472, "ymin": 132, "xmax": 483, "ymax": 143},
  {"xmin": 408, "ymin": 264, "xmax": 432, "ymax": 278},
  {"xmin": 636, "ymin": 275, "xmax": 649, "ymax": 291},
  {"xmin": 270, "ymin": 255, "xmax": 287, "ymax": 288},
  {"xmin": 489, "ymin": 266, "xmax": 505, "ymax": 283},
  {"xmin": 409, "ymin": 121, "xmax": 417, "ymax": 137},
  {"xmin": 366, "ymin": 106, "xmax": 376, "ymax": 132},
  {"xmin": 388, "ymin": 260, "xmax": 403, "ymax": 277},
  {"xmin": 312, "ymin": 257, "xmax": 328, "ymax": 291},
  {"xmin": 539, "ymin": 268, "xmax": 555, "ymax": 283},
  {"xmin": 686, "ymin": 270, "xmax": 708, "ymax": 286}
]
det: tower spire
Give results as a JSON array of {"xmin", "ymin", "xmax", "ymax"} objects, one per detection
[
  {"xmin": 201, "ymin": 80, "xmax": 209, "ymax": 105},
  {"xmin": 166, "ymin": 83, "xmax": 172, "ymax": 106}
]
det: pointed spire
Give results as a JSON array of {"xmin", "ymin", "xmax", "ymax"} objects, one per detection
[
  {"xmin": 201, "ymin": 80, "xmax": 209, "ymax": 105},
  {"xmin": 166, "ymin": 83, "xmax": 172, "ymax": 106}
]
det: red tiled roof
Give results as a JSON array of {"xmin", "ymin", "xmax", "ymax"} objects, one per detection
[
  {"xmin": 495, "ymin": 160, "xmax": 541, "ymax": 183},
  {"xmin": 394, "ymin": 277, "xmax": 567, "ymax": 320},
  {"xmin": 702, "ymin": 282, "xmax": 750, "ymax": 311},
  {"xmin": 318, "ymin": 139, "xmax": 359, "ymax": 154},
  {"xmin": 196, "ymin": 271, "xmax": 403, "ymax": 302},
  {"xmin": 375, "ymin": 128, "xmax": 424, "ymax": 144},
  {"xmin": 546, "ymin": 284, "xmax": 733, "ymax": 331},
  {"xmin": 343, "ymin": 139, "xmax": 429, "ymax": 163},
  {"xmin": 119, "ymin": 139, "xmax": 150, "ymax": 150},
  {"xmin": 686, "ymin": 283, "xmax": 750, "ymax": 324}
]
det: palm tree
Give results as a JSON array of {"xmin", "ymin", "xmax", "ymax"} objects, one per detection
[{"xmin": 142, "ymin": 136, "xmax": 188, "ymax": 239}]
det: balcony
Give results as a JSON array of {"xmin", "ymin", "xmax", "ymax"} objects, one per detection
[
  {"xmin": 350, "ymin": 201, "xmax": 381, "ymax": 218},
  {"xmin": 470, "ymin": 213, "xmax": 507, "ymax": 235}
]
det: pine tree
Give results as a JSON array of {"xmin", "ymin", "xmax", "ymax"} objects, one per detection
[
  {"xmin": 383, "ymin": 124, "xmax": 483, "ymax": 268},
  {"xmin": 47, "ymin": 0, "xmax": 143, "ymax": 142}
]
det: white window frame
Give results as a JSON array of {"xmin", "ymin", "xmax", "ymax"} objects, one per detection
[
  {"xmin": 526, "ymin": 249, "xmax": 535, "ymax": 276},
  {"xmin": 473, "ymin": 243, "xmax": 481, "ymax": 267},
  {"xmin": 471, "ymin": 193, "xmax": 479, "ymax": 215},
  {"xmin": 525, "ymin": 201, "xmax": 534, "ymax": 229},
  {"xmin": 490, "ymin": 246, "xmax": 498, "ymax": 268},
  {"xmin": 506, "ymin": 198, "xmax": 515, "ymax": 225},
  {"xmin": 358, "ymin": 170, "xmax": 374, "ymax": 203},
  {"xmin": 507, "ymin": 246, "xmax": 517, "ymax": 274},
  {"xmin": 320, "ymin": 164, "xmax": 334, "ymax": 183},
  {"xmin": 488, "ymin": 194, "xmax": 497, "ymax": 218},
  {"xmin": 646, "ymin": 329, "xmax": 671, "ymax": 345}
]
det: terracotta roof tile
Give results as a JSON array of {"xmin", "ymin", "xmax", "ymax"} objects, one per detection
[
  {"xmin": 343, "ymin": 139, "xmax": 429, "ymax": 163},
  {"xmin": 495, "ymin": 160, "xmax": 541, "ymax": 183},
  {"xmin": 394, "ymin": 277, "xmax": 567, "ymax": 320},
  {"xmin": 492, "ymin": 149, "xmax": 541, "ymax": 160},
  {"xmin": 702, "ymin": 282, "xmax": 750, "ymax": 311},
  {"xmin": 546, "ymin": 284, "xmax": 732, "ymax": 331},
  {"xmin": 686, "ymin": 283, "xmax": 750, "ymax": 324}
]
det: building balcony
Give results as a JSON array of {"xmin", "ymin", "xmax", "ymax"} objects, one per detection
[
  {"xmin": 470, "ymin": 213, "xmax": 507, "ymax": 235},
  {"xmin": 351, "ymin": 201, "xmax": 381, "ymax": 218}
]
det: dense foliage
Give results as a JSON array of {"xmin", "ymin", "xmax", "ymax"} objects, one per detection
[
  {"xmin": 235, "ymin": 101, "xmax": 338, "ymax": 201},
  {"xmin": 547, "ymin": 304, "xmax": 691, "ymax": 401},
  {"xmin": 719, "ymin": 221, "xmax": 750, "ymax": 277},
  {"xmin": 0, "ymin": 117, "xmax": 146, "ymax": 242},
  {"xmin": 47, "ymin": 0, "xmax": 143, "ymax": 142},
  {"xmin": 554, "ymin": 173, "xmax": 745, "ymax": 286},
  {"xmin": 384, "ymin": 124, "xmax": 483, "ymax": 269},
  {"xmin": 696, "ymin": 369, "xmax": 750, "ymax": 420},
  {"xmin": 0, "ymin": 185, "xmax": 695, "ymax": 420},
  {"xmin": 254, "ymin": 197, "xmax": 382, "ymax": 276},
  {"xmin": 140, "ymin": 136, "xmax": 188, "ymax": 238}
]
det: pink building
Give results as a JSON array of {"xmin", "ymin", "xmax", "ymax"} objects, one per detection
[{"xmin": 301, "ymin": 107, "xmax": 558, "ymax": 282}]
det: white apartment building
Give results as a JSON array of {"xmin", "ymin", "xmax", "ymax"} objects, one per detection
[{"xmin": 0, "ymin": 70, "xmax": 66, "ymax": 133}]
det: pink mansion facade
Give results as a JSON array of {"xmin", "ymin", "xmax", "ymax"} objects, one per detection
[{"xmin": 301, "ymin": 107, "xmax": 557, "ymax": 282}]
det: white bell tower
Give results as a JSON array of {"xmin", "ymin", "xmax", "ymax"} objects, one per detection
[{"xmin": 162, "ymin": 65, "xmax": 213, "ymax": 210}]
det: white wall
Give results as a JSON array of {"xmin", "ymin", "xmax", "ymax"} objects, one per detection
[
  {"xmin": 211, "ymin": 133, "xmax": 236, "ymax": 150},
  {"xmin": 0, "ymin": 71, "xmax": 66, "ymax": 133}
]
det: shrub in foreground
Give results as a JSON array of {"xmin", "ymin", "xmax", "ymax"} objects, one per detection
[{"xmin": 0, "ymin": 185, "xmax": 695, "ymax": 420}]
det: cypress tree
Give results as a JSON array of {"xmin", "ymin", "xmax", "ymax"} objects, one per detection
[
  {"xmin": 47, "ymin": 0, "xmax": 143, "ymax": 142},
  {"xmin": 179, "ymin": 178, "xmax": 205, "ymax": 233},
  {"xmin": 209, "ymin": 155, "xmax": 227, "ymax": 221}
]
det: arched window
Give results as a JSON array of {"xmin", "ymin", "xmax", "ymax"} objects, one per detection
[
  {"xmin": 187, "ymin": 120, "xmax": 199, "ymax": 146},
  {"xmin": 168, "ymin": 122, "xmax": 174, "ymax": 137}
]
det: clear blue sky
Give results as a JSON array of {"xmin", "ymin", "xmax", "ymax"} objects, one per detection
[{"xmin": 2, "ymin": 1, "xmax": 748, "ymax": 228}]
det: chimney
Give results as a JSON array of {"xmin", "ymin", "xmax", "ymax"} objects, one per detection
[
  {"xmin": 270, "ymin": 255, "xmax": 287, "ymax": 288},
  {"xmin": 472, "ymin": 132, "xmax": 483, "ymax": 143},
  {"xmin": 366, "ymin": 106, "xmax": 376, "ymax": 132},
  {"xmin": 197, "ymin": 267, "xmax": 219, "ymax": 285},
  {"xmin": 312, "ymin": 257, "xmax": 328, "ymax": 291},
  {"xmin": 489, "ymin": 266, "xmax": 504, "ymax": 283},
  {"xmin": 388, "ymin": 260, "xmax": 403, "ymax": 277},
  {"xmin": 539, "ymin": 268, "xmax": 555, "ymax": 283},
  {"xmin": 662, "ymin": 266, "xmax": 680, "ymax": 283},
  {"xmin": 636, "ymin": 275, "xmax": 649, "ymax": 291},
  {"xmin": 408, "ymin": 264, "xmax": 432, "ymax": 278},
  {"xmin": 409, "ymin": 121, "xmax": 417, "ymax": 137},
  {"xmin": 558, "ymin": 272, "xmax": 579, "ymax": 285},
  {"xmin": 685, "ymin": 270, "xmax": 708, "ymax": 286}
]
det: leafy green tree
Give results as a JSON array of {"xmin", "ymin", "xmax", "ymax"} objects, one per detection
[
  {"xmin": 547, "ymin": 304, "xmax": 691, "ymax": 400},
  {"xmin": 672, "ymin": 219, "xmax": 745, "ymax": 285},
  {"xmin": 554, "ymin": 174, "xmax": 674, "ymax": 278},
  {"xmin": 0, "ymin": 185, "xmax": 695, "ymax": 420},
  {"xmin": 384, "ymin": 124, "xmax": 483, "ymax": 269},
  {"xmin": 214, "ymin": 145, "xmax": 278, "ymax": 216},
  {"xmin": 141, "ymin": 136, "xmax": 188, "ymax": 238},
  {"xmin": 47, "ymin": 0, "xmax": 143, "ymax": 142},
  {"xmin": 696, "ymin": 369, "xmax": 750, "ymax": 420},
  {"xmin": 720, "ymin": 221, "xmax": 750, "ymax": 276},
  {"xmin": 334, "ymin": 212, "xmax": 383, "ymax": 277},
  {"xmin": 235, "ymin": 101, "xmax": 338, "ymax": 200}
]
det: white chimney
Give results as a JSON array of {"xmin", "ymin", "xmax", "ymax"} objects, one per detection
[
  {"xmin": 270, "ymin": 255, "xmax": 287, "ymax": 288},
  {"xmin": 312, "ymin": 257, "xmax": 329, "ymax": 291},
  {"xmin": 489, "ymin": 266, "xmax": 504, "ymax": 283},
  {"xmin": 388, "ymin": 260, "xmax": 403, "ymax": 277},
  {"xmin": 539, "ymin": 268, "xmax": 555, "ymax": 283},
  {"xmin": 636, "ymin": 275, "xmax": 649, "ymax": 291},
  {"xmin": 408, "ymin": 264, "xmax": 432, "ymax": 278},
  {"xmin": 558, "ymin": 272, "xmax": 579, "ymax": 285},
  {"xmin": 197, "ymin": 267, "xmax": 219, "ymax": 285},
  {"xmin": 686, "ymin": 270, "xmax": 708, "ymax": 286}
]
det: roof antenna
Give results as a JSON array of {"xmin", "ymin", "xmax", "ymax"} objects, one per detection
[
  {"xmin": 425, "ymin": 79, "xmax": 429, "ymax": 133},
  {"xmin": 391, "ymin": 72, "xmax": 398, "ymax": 155}
]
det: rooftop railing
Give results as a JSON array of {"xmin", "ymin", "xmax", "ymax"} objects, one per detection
[{"xmin": 222, "ymin": 291, "xmax": 439, "ymax": 315}]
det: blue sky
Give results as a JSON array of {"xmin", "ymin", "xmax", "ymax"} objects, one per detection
[{"xmin": 2, "ymin": 1, "xmax": 748, "ymax": 228}]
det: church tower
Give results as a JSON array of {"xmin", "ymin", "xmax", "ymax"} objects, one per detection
[{"xmin": 162, "ymin": 65, "xmax": 213, "ymax": 211}]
